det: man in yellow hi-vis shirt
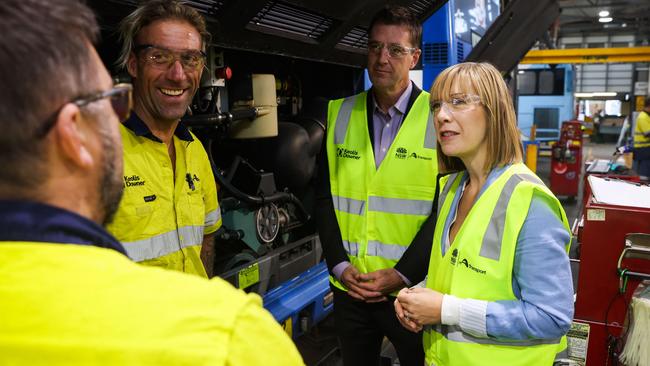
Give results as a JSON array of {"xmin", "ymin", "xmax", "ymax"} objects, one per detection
[
  {"xmin": 107, "ymin": 0, "xmax": 220, "ymax": 277},
  {"xmin": 0, "ymin": 1, "xmax": 303, "ymax": 364},
  {"xmin": 633, "ymin": 97, "xmax": 650, "ymax": 177}
]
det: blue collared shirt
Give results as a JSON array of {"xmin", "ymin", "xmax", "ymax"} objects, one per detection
[
  {"xmin": 372, "ymin": 82, "xmax": 413, "ymax": 168},
  {"xmin": 0, "ymin": 200, "xmax": 126, "ymax": 254},
  {"xmin": 123, "ymin": 112, "xmax": 194, "ymax": 142}
]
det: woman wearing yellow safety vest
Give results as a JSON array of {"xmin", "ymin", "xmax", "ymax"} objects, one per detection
[{"xmin": 394, "ymin": 62, "xmax": 574, "ymax": 366}]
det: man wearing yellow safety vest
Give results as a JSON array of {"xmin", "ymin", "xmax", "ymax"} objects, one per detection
[
  {"xmin": 0, "ymin": 0, "xmax": 304, "ymax": 364},
  {"xmin": 315, "ymin": 6, "xmax": 438, "ymax": 365},
  {"xmin": 633, "ymin": 97, "xmax": 650, "ymax": 177},
  {"xmin": 107, "ymin": 0, "xmax": 220, "ymax": 277}
]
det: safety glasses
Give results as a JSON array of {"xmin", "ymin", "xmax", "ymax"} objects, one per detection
[
  {"xmin": 134, "ymin": 44, "xmax": 206, "ymax": 72},
  {"xmin": 36, "ymin": 83, "xmax": 133, "ymax": 138},
  {"xmin": 430, "ymin": 94, "xmax": 482, "ymax": 115},
  {"xmin": 367, "ymin": 41, "xmax": 418, "ymax": 58}
]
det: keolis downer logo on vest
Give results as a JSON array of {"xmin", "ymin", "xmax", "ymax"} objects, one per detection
[
  {"xmin": 337, "ymin": 147, "xmax": 361, "ymax": 160},
  {"xmin": 123, "ymin": 175, "xmax": 145, "ymax": 187}
]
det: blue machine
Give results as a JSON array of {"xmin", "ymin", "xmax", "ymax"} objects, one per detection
[
  {"xmin": 264, "ymin": 261, "xmax": 333, "ymax": 339},
  {"xmin": 422, "ymin": 0, "xmax": 500, "ymax": 91},
  {"xmin": 516, "ymin": 64, "xmax": 575, "ymax": 141}
]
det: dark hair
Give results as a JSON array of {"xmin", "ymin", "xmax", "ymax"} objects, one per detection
[
  {"xmin": 368, "ymin": 5, "xmax": 422, "ymax": 47},
  {"xmin": 0, "ymin": 0, "xmax": 99, "ymax": 193},
  {"xmin": 116, "ymin": 0, "xmax": 211, "ymax": 69}
]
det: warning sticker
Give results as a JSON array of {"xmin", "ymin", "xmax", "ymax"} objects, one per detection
[
  {"xmin": 586, "ymin": 209, "xmax": 605, "ymax": 221},
  {"xmin": 567, "ymin": 321, "xmax": 590, "ymax": 365},
  {"xmin": 238, "ymin": 263, "xmax": 260, "ymax": 289}
]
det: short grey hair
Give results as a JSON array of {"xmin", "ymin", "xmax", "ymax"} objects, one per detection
[{"xmin": 116, "ymin": 0, "xmax": 211, "ymax": 70}]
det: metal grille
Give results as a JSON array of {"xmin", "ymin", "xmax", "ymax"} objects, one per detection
[
  {"xmin": 457, "ymin": 41, "xmax": 464, "ymax": 62},
  {"xmin": 338, "ymin": 27, "xmax": 368, "ymax": 49},
  {"xmin": 184, "ymin": 0, "xmax": 225, "ymax": 16},
  {"xmin": 422, "ymin": 42, "xmax": 448, "ymax": 65},
  {"xmin": 250, "ymin": 1, "xmax": 333, "ymax": 41},
  {"xmin": 408, "ymin": 0, "xmax": 436, "ymax": 17}
]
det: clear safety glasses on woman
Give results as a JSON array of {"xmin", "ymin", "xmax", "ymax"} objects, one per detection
[{"xmin": 430, "ymin": 94, "xmax": 482, "ymax": 115}]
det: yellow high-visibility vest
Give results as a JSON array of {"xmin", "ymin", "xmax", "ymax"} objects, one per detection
[
  {"xmin": 634, "ymin": 111, "xmax": 650, "ymax": 149},
  {"xmin": 108, "ymin": 120, "xmax": 221, "ymax": 277},
  {"xmin": 0, "ymin": 243, "xmax": 304, "ymax": 365},
  {"xmin": 326, "ymin": 90, "xmax": 438, "ymax": 292},
  {"xmin": 424, "ymin": 163, "xmax": 570, "ymax": 366}
]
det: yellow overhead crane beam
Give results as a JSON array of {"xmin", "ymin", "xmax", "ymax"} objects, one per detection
[{"xmin": 521, "ymin": 46, "xmax": 650, "ymax": 64}]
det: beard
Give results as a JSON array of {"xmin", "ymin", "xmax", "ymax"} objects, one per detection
[{"xmin": 98, "ymin": 124, "xmax": 124, "ymax": 226}]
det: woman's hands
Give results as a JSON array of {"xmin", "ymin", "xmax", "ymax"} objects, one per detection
[{"xmin": 394, "ymin": 287, "xmax": 444, "ymax": 332}]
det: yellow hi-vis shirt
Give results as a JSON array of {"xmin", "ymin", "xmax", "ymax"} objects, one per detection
[
  {"xmin": 0, "ymin": 243, "xmax": 304, "ymax": 365},
  {"xmin": 634, "ymin": 110, "xmax": 650, "ymax": 149},
  {"xmin": 107, "ymin": 114, "xmax": 221, "ymax": 277}
]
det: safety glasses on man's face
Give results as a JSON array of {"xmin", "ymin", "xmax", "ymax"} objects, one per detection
[
  {"xmin": 74, "ymin": 83, "xmax": 133, "ymax": 122},
  {"xmin": 36, "ymin": 83, "xmax": 133, "ymax": 138},
  {"xmin": 134, "ymin": 44, "xmax": 206, "ymax": 72},
  {"xmin": 367, "ymin": 41, "xmax": 417, "ymax": 58}
]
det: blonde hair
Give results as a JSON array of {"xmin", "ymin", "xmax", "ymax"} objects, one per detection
[{"xmin": 430, "ymin": 62, "xmax": 522, "ymax": 173}]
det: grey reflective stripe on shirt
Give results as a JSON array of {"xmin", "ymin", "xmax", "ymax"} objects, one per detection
[
  {"xmin": 366, "ymin": 240, "xmax": 407, "ymax": 260},
  {"xmin": 204, "ymin": 208, "xmax": 222, "ymax": 227},
  {"xmin": 334, "ymin": 95, "xmax": 358, "ymax": 144},
  {"xmin": 427, "ymin": 324, "xmax": 561, "ymax": 347},
  {"xmin": 332, "ymin": 195, "xmax": 366, "ymax": 215},
  {"xmin": 123, "ymin": 225, "xmax": 204, "ymax": 262},
  {"xmin": 424, "ymin": 110, "xmax": 436, "ymax": 149},
  {"xmin": 368, "ymin": 196, "xmax": 432, "ymax": 216},
  {"xmin": 480, "ymin": 173, "xmax": 543, "ymax": 261},
  {"xmin": 342, "ymin": 240, "xmax": 360, "ymax": 256},
  {"xmin": 437, "ymin": 173, "xmax": 458, "ymax": 218}
]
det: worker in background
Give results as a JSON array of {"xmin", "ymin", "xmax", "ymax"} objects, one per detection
[
  {"xmin": 107, "ymin": 0, "xmax": 220, "ymax": 277},
  {"xmin": 0, "ymin": 0, "xmax": 303, "ymax": 364},
  {"xmin": 633, "ymin": 97, "xmax": 650, "ymax": 177},
  {"xmin": 316, "ymin": 5, "xmax": 438, "ymax": 365},
  {"xmin": 394, "ymin": 62, "xmax": 574, "ymax": 366}
]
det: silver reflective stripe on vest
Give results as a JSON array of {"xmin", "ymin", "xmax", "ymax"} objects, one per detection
[
  {"xmin": 342, "ymin": 240, "xmax": 360, "ymax": 256},
  {"xmin": 368, "ymin": 196, "xmax": 432, "ymax": 216},
  {"xmin": 123, "ymin": 225, "xmax": 204, "ymax": 262},
  {"xmin": 437, "ymin": 173, "xmax": 459, "ymax": 218},
  {"xmin": 204, "ymin": 208, "xmax": 222, "ymax": 227},
  {"xmin": 367, "ymin": 240, "xmax": 408, "ymax": 260},
  {"xmin": 424, "ymin": 110, "xmax": 436, "ymax": 149},
  {"xmin": 332, "ymin": 195, "xmax": 366, "ymax": 215},
  {"xmin": 334, "ymin": 95, "xmax": 358, "ymax": 144},
  {"xmin": 429, "ymin": 324, "xmax": 561, "ymax": 347},
  {"xmin": 480, "ymin": 173, "xmax": 544, "ymax": 261}
]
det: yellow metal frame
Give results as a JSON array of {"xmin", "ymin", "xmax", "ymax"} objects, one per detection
[{"xmin": 521, "ymin": 47, "xmax": 650, "ymax": 64}]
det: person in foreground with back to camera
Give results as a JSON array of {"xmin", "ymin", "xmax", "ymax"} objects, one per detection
[
  {"xmin": 394, "ymin": 62, "xmax": 574, "ymax": 366},
  {"xmin": 0, "ymin": 0, "xmax": 303, "ymax": 364}
]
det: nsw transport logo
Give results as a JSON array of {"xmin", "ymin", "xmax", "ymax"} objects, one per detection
[{"xmin": 395, "ymin": 147, "xmax": 408, "ymax": 159}]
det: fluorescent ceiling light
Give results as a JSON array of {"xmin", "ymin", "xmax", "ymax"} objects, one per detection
[
  {"xmin": 599, "ymin": 17, "xmax": 613, "ymax": 23},
  {"xmin": 518, "ymin": 70, "xmax": 525, "ymax": 74},
  {"xmin": 574, "ymin": 92, "xmax": 618, "ymax": 98},
  {"xmin": 598, "ymin": 10, "xmax": 610, "ymax": 17}
]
